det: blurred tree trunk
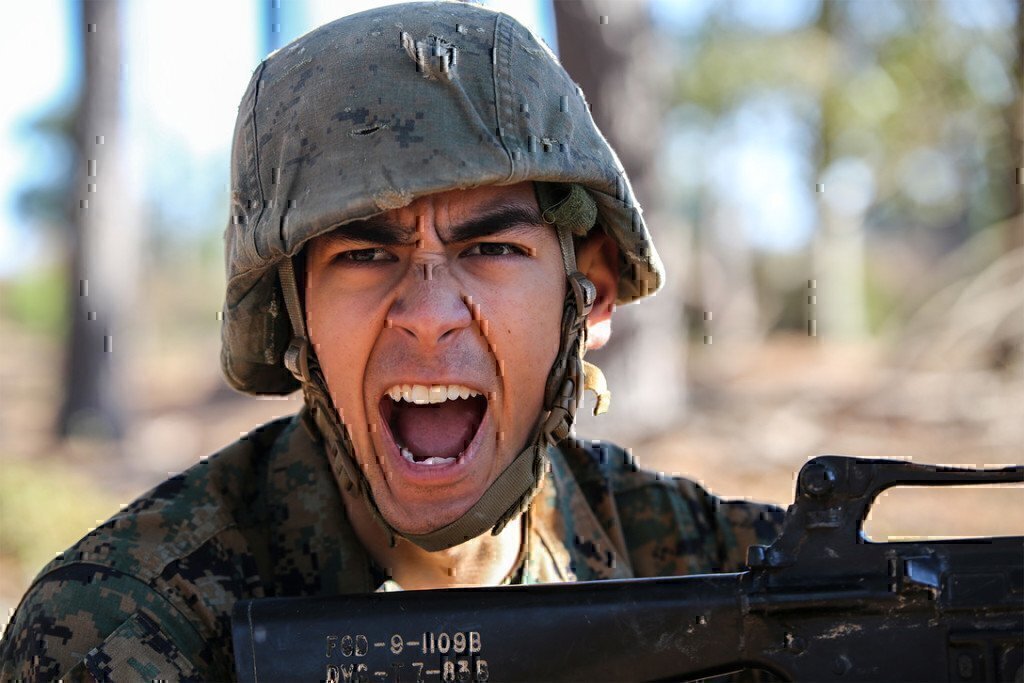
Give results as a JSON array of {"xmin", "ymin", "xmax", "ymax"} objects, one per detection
[
  {"xmin": 554, "ymin": 0, "xmax": 686, "ymax": 441},
  {"xmin": 57, "ymin": 0, "xmax": 134, "ymax": 440},
  {"xmin": 812, "ymin": 1, "xmax": 868, "ymax": 341}
]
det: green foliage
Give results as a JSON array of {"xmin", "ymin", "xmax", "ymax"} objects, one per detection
[
  {"xmin": 0, "ymin": 459, "xmax": 118, "ymax": 579},
  {"xmin": 675, "ymin": 29, "xmax": 835, "ymax": 113},
  {"xmin": 671, "ymin": 0, "xmax": 1018, "ymax": 237},
  {"xmin": 1, "ymin": 268, "xmax": 68, "ymax": 338}
]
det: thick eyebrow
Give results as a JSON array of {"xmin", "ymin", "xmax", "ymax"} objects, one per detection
[
  {"xmin": 444, "ymin": 205, "xmax": 547, "ymax": 244},
  {"xmin": 318, "ymin": 216, "xmax": 416, "ymax": 247},
  {"xmin": 318, "ymin": 204, "xmax": 547, "ymax": 248}
]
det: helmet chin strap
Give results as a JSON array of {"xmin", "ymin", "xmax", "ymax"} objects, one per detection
[{"xmin": 277, "ymin": 187, "xmax": 608, "ymax": 552}]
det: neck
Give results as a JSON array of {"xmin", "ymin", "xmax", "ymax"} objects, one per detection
[{"xmin": 342, "ymin": 491, "xmax": 524, "ymax": 591}]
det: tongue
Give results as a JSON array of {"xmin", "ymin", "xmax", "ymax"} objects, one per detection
[{"xmin": 392, "ymin": 400, "xmax": 480, "ymax": 460}]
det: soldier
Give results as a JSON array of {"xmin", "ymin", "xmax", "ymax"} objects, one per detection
[{"xmin": 1, "ymin": 3, "xmax": 782, "ymax": 679}]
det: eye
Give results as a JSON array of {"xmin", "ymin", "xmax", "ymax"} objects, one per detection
[
  {"xmin": 336, "ymin": 247, "xmax": 395, "ymax": 264},
  {"xmin": 462, "ymin": 243, "xmax": 526, "ymax": 257}
]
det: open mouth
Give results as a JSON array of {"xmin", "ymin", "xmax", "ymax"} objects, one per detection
[{"xmin": 379, "ymin": 384, "xmax": 488, "ymax": 467}]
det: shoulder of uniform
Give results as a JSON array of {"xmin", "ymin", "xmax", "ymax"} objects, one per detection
[
  {"xmin": 0, "ymin": 562, "xmax": 214, "ymax": 680},
  {"xmin": 556, "ymin": 437, "xmax": 634, "ymax": 478},
  {"xmin": 713, "ymin": 496, "xmax": 786, "ymax": 555},
  {"xmin": 0, "ymin": 415, "xmax": 302, "ymax": 680},
  {"xmin": 38, "ymin": 414, "xmax": 298, "ymax": 581},
  {"xmin": 558, "ymin": 437, "xmax": 784, "ymax": 576},
  {"xmin": 558, "ymin": 437, "xmax": 701, "ymax": 496}
]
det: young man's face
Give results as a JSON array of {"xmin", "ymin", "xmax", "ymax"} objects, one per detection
[{"xmin": 305, "ymin": 182, "xmax": 566, "ymax": 535}]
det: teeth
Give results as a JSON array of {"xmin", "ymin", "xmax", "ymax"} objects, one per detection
[
  {"xmin": 419, "ymin": 456, "xmax": 456, "ymax": 465},
  {"xmin": 386, "ymin": 383, "xmax": 481, "ymax": 404},
  {"xmin": 400, "ymin": 445, "xmax": 458, "ymax": 466}
]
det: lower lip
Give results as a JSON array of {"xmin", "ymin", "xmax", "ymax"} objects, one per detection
[{"xmin": 377, "ymin": 403, "xmax": 490, "ymax": 484}]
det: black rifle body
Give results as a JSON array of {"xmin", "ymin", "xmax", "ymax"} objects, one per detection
[{"xmin": 233, "ymin": 456, "xmax": 1024, "ymax": 682}]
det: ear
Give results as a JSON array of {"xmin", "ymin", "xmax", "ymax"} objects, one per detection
[{"xmin": 574, "ymin": 230, "xmax": 619, "ymax": 352}]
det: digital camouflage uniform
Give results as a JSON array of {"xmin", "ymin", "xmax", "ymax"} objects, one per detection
[
  {"xmin": 0, "ymin": 414, "xmax": 782, "ymax": 680},
  {"xmin": 2, "ymin": 4, "xmax": 785, "ymax": 679}
]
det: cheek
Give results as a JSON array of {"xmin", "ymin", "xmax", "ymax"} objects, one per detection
[
  {"xmin": 529, "ymin": 265, "xmax": 566, "ymax": 362},
  {"xmin": 306, "ymin": 286, "xmax": 381, "ymax": 420},
  {"xmin": 489, "ymin": 273, "xmax": 564, "ymax": 400}
]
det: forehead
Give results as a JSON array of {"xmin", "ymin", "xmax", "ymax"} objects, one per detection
[
  {"xmin": 309, "ymin": 182, "xmax": 550, "ymax": 250},
  {"xmin": 383, "ymin": 182, "xmax": 539, "ymax": 224}
]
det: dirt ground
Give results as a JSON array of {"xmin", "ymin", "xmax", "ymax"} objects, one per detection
[{"xmin": 1, "ymin": 324, "xmax": 1021, "ymax": 630}]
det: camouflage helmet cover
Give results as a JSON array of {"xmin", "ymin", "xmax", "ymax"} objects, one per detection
[{"xmin": 221, "ymin": 1, "xmax": 664, "ymax": 395}]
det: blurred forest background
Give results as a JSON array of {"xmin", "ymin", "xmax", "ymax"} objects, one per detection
[{"xmin": 1, "ymin": 0, "xmax": 1021, "ymax": 624}]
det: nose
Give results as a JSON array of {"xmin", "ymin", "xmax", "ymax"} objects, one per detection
[{"xmin": 386, "ymin": 256, "xmax": 473, "ymax": 346}]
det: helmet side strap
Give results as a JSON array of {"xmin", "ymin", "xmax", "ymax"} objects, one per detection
[{"xmin": 279, "ymin": 258, "xmax": 311, "ymax": 383}]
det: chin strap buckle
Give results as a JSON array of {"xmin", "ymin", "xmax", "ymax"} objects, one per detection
[
  {"xmin": 568, "ymin": 272, "xmax": 596, "ymax": 320},
  {"xmin": 284, "ymin": 337, "xmax": 312, "ymax": 384},
  {"xmin": 541, "ymin": 372, "xmax": 578, "ymax": 444}
]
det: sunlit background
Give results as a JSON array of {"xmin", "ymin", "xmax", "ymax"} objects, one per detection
[{"xmin": 1, "ymin": 0, "xmax": 1021, "ymax": 621}]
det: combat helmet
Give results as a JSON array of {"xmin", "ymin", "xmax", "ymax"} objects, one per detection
[{"xmin": 221, "ymin": 2, "xmax": 664, "ymax": 551}]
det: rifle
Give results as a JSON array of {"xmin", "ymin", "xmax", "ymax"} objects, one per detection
[{"xmin": 232, "ymin": 456, "xmax": 1023, "ymax": 682}]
